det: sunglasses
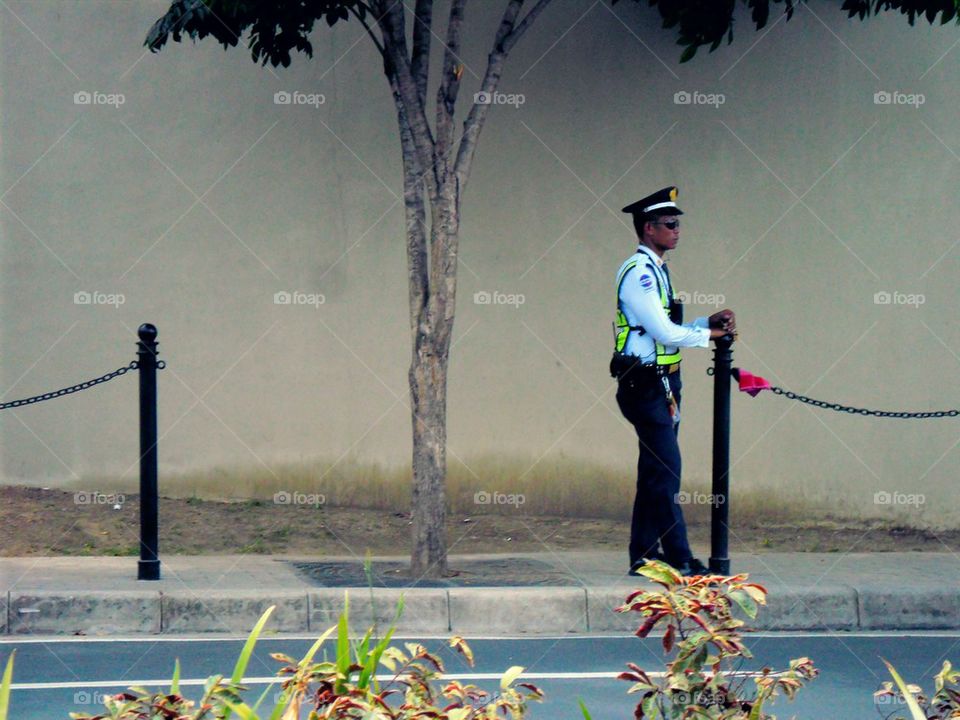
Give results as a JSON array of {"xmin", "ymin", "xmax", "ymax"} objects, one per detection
[{"xmin": 652, "ymin": 219, "xmax": 680, "ymax": 230}]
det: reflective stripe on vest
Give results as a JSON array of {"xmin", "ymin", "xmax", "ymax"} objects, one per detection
[{"xmin": 614, "ymin": 259, "xmax": 681, "ymax": 365}]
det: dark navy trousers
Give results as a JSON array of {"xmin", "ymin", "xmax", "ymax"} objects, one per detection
[{"xmin": 615, "ymin": 369, "xmax": 693, "ymax": 567}]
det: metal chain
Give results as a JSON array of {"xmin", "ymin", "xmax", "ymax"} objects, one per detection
[
  {"xmin": 0, "ymin": 361, "xmax": 162, "ymax": 410},
  {"xmin": 769, "ymin": 386, "xmax": 960, "ymax": 419}
]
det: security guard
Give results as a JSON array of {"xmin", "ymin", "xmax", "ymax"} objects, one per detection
[{"xmin": 611, "ymin": 186, "xmax": 735, "ymax": 577}]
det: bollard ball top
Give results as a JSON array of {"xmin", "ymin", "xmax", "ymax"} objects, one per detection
[{"xmin": 138, "ymin": 323, "xmax": 158, "ymax": 342}]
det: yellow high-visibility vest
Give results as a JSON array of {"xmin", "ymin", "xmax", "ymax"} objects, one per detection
[{"xmin": 614, "ymin": 259, "xmax": 681, "ymax": 365}]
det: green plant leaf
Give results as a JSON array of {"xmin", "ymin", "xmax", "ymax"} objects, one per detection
[
  {"xmin": 501, "ymin": 665, "xmax": 524, "ymax": 691},
  {"xmin": 728, "ymin": 590, "xmax": 758, "ymax": 619},
  {"xmin": 355, "ymin": 628, "xmax": 372, "ymax": 669},
  {"xmin": 249, "ymin": 685, "xmax": 267, "ymax": 711},
  {"xmin": 301, "ymin": 625, "xmax": 336, "ymax": 666},
  {"xmin": 232, "ymin": 606, "xmax": 275, "ymax": 684},
  {"xmin": 883, "ymin": 659, "xmax": 927, "ymax": 720},
  {"xmin": 639, "ymin": 561, "xmax": 681, "ymax": 586},
  {"xmin": 223, "ymin": 699, "xmax": 259, "ymax": 720},
  {"xmin": 0, "ymin": 651, "xmax": 15, "ymax": 720},
  {"xmin": 224, "ymin": 605, "xmax": 275, "ymax": 720},
  {"xmin": 336, "ymin": 593, "xmax": 351, "ymax": 693},
  {"xmin": 170, "ymin": 657, "xmax": 181, "ymax": 695},
  {"xmin": 358, "ymin": 627, "xmax": 395, "ymax": 690},
  {"xmin": 578, "ymin": 698, "xmax": 593, "ymax": 719}
]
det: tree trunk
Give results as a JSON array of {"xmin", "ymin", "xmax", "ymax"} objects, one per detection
[
  {"xmin": 379, "ymin": 0, "xmax": 549, "ymax": 579},
  {"xmin": 409, "ymin": 182, "xmax": 460, "ymax": 578},
  {"xmin": 409, "ymin": 333, "xmax": 449, "ymax": 577}
]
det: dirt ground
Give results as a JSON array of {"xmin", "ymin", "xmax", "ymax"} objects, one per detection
[{"xmin": 2, "ymin": 485, "xmax": 958, "ymax": 557}]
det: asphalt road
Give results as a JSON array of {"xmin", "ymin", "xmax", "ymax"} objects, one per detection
[{"xmin": 3, "ymin": 632, "xmax": 959, "ymax": 719}]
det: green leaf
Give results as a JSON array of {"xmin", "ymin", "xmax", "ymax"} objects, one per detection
[
  {"xmin": 578, "ymin": 698, "xmax": 593, "ymax": 719},
  {"xmin": 0, "ymin": 651, "xmax": 14, "ymax": 720},
  {"xmin": 223, "ymin": 699, "xmax": 259, "ymax": 720},
  {"xmin": 170, "ymin": 657, "xmax": 181, "ymax": 695},
  {"xmin": 250, "ymin": 683, "xmax": 274, "ymax": 713},
  {"xmin": 883, "ymin": 659, "xmax": 927, "ymax": 720},
  {"xmin": 224, "ymin": 605, "xmax": 275, "ymax": 720},
  {"xmin": 301, "ymin": 624, "xmax": 336, "ymax": 666},
  {"xmin": 358, "ymin": 626, "xmax": 395, "ymax": 690},
  {"xmin": 355, "ymin": 628, "xmax": 372, "ymax": 668},
  {"xmin": 336, "ymin": 593, "xmax": 351, "ymax": 692},
  {"xmin": 728, "ymin": 590, "xmax": 758, "ymax": 619},
  {"xmin": 501, "ymin": 665, "xmax": 525, "ymax": 691},
  {"xmin": 266, "ymin": 684, "xmax": 291, "ymax": 720},
  {"xmin": 232, "ymin": 606, "xmax": 275, "ymax": 684},
  {"xmin": 638, "ymin": 561, "xmax": 680, "ymax": 586},
  {"xmin": 680, "ymin": 44, "xmax": 698, "ymax": 63}
]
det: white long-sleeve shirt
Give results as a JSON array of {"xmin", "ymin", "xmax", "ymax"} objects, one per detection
[{"xmin": 617, "ymin": 246, "xmax": 710, "ymax": 362}]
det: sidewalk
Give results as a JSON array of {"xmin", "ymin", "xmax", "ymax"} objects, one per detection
[{"xmin": 2, "ymin": 551, "xmax": 959, "ymax": 636}]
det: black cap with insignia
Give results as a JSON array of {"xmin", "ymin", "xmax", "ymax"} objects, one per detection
[{"xmin": 621, "ymin": 186, "xmax": 684, "ymax": 217}]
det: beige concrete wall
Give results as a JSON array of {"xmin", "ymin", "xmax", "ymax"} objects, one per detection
[{"xmin": 2, "ymin": 1, "xmax": 959, "ymax": 524}]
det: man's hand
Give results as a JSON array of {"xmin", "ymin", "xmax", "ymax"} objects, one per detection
[{"xmin": 708, "ymin": 309, "xmax": 736, "ymax": 333}]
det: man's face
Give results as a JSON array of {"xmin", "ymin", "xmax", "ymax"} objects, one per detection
[{"xmin": 646, "ymin": 215, "xmax": 680, "ymax": 253}]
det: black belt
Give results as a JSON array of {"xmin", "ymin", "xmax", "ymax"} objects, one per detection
[{"xmin": 610, "ymin": 352, "xmax": 680, "ymax": 379}]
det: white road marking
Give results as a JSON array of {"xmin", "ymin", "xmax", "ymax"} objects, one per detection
[
  {"xmin": 3, "ymin": 630, "xmax": 959, "ymax": 645},
  {"xmin": 11, "ymin": 672, "xmax": 628, "ymax": 690}
]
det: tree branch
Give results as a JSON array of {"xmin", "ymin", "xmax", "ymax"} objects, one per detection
[
  {"xmin": 493, "ymin": 0, "xmax": 526, "ymax": 50},
  {"xmin": 453, "ymin": 0, "xmax": 554, "ymax": 185},
  {"xmin": 435, "ymin": 0, "xmax": 468, "ymax": 186},
  {"xmin": 390, "ymin": 75, "xmax": 430, "ymax": 343},
  {"xmin": 503, "ymin": 0, "xmax": 553, "ymax": 53},
  {"xmin": 347, "ymin": 3, "xmax": 386, "ymax": 57},
  {"xmin": 376, "ymin": 1, "xmax": 440, "ymax": 199},
  {"xmin": 410, "ymin": 0, "xmax": 434, "ymax": 106}
]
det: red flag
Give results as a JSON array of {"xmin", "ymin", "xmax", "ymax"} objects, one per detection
[{"xmin": 732, "ymin": 369, "xmax": 771, "ymax": 397}]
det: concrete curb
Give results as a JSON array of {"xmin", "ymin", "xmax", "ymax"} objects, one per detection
[
  {"xmin": 449, "ymin": 587, "xmax": 587, "ymax": 634},
  {"xmin": 5, "ymin": 584, "xmax": 960, "ymax": 635},
  {"xmin": 756, "ymin": 585, "xmax": 860, "ymax": 631},
  {"xmin": 309, "ymin": 589, "xmax": 449, "ymax": 634},
  {"xmin": 162, "ymin": 591, "xmax": 309, "ymax": 633},
  {"xmin": 9, "ymin": 592, "xmax": 161, "ymax": 635},
  {"xmin": 859, "ymin": 587, "xmax": 960, "ymax": 630}
]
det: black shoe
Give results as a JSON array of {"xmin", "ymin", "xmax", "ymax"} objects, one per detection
[{"xmin": 676, "ymin": 558, "xmax": 709, "ymax": 577}]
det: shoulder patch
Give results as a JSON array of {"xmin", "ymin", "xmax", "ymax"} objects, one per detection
[{"xmin": 638, "ymin": 273, "xmax": 655, "ymax": 291}]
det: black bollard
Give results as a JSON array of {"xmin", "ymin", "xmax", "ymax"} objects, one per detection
[
  {"xmin": 137, "ymin": 324, "xmax": 161, "ymax": 581},
  {"xmin": 709, "ymin": 335, "xmax": 734, "ymax": 574}
]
